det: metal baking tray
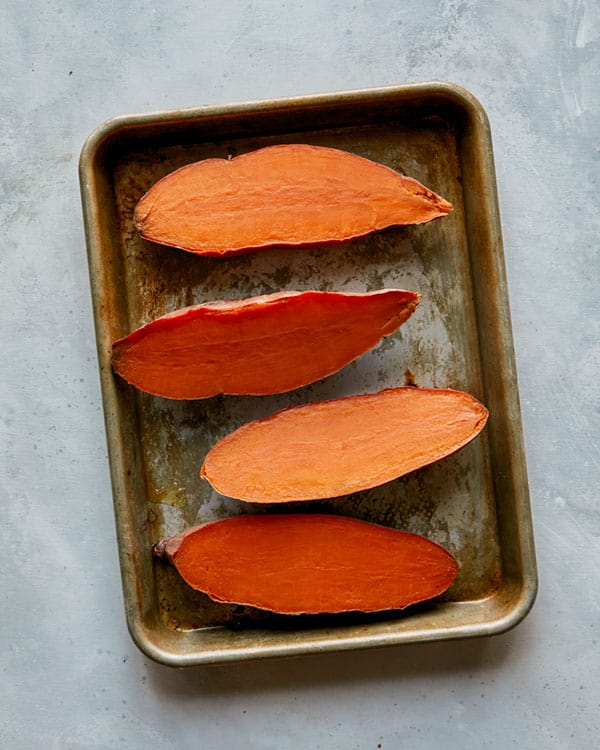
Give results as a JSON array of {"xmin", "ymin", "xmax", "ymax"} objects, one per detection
[{"xmin": 79, "ymin": 82, "xmax": 536, "ymax": 666}]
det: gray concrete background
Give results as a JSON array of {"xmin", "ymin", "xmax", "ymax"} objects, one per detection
[{"xmin": 1, "ymin": 1, "xmax": 598, "ymax": 747}]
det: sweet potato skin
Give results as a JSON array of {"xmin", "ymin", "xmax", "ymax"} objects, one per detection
[
  {"xmin": 110, "ymin": 289, "xmax": 419, "ymax": 399},
  {"xmin": 154, "ymin": 514, "xmax": 459, "ymax": 614},
  {"xmin": 134, "ymin": 144, "xmax": 452, "ymax": 256},
  {"xmin": 201, "ymin": 387, "xmax": 488, "ymax": 502}
]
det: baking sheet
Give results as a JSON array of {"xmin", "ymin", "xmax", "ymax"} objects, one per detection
[{"xmin": 79, "ymin": 82, "xmax": 536, "ymax": 666}]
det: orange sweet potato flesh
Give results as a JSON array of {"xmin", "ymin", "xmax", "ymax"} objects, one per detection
[
  {"xmin": 154, "ymin": 514, "xmax": 459, "ymax": 614},
  {"xmin": 134, "ymin": 144, "xmax": 452, "ymax": 256},
  {"xmin": 201, "ymin": 387, "xmax": 488, "ymax": 502},
  {"xmin": 110, "ymin": 289, "xmax": 419, "ymax": 399}
]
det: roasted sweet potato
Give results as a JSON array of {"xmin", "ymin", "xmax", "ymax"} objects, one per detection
[
  {"xmin": 111, "ymin": 289, "xmax": 419, "ymax": 399},
  {"xmin": 134, "ymin": 144, "xmax": 452, "ymax": 256},
  {"xmin": 201, "ymin": 387, "xmax": 488, "ymax": 502},
  {"xmin": 154, "ymin": 514, "xmax": 459, "ymax": 614}
]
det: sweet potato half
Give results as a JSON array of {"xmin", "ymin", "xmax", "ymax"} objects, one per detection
[
  {"xmin": 154, "ymin": 514, "xmax": 459, "ymax": 614},
  {"xmin": 111, "ymin": 289, "xmax": 418, "ymax": 399},
  {"xmin": 134, "ymin": 144, "xmax": 452, "ymax": 256},
  {"xmin": 201, "ymin": 387, "xmax": 488, "ymax": 502}
]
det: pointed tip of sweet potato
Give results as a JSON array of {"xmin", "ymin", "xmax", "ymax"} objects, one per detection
[
  {"xmin": 153, "ymin": 523, "xmax": 208, "ymax": 561},
  {"xmin": 437, "ymin": 196, "xmax": 453, "ymax": 215}
]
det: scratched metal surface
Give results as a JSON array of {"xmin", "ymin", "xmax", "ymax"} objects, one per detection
[{"xmin": 80, "ymin": 84, "xmax": 534, "ymax": 663}]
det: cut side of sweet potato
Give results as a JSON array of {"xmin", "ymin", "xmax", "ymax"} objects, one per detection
[
  {"xmin": 134, "ymin": 144, "xmax": 452, "ymax": 256},
  {"xmin": 201, "ymin": 387, "xmax": 488, "ymax": 502},
  {"xmin": 154, "ymin": 514, "xmax": 459, "ymax": 614},
  {"xmin": 111, "ymin": 289, "xmax": 419, "ymax": 399}
]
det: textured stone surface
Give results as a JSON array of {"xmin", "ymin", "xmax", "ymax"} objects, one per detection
[{"xmin": 1, "ymin": 1, "xmax": 598, "ymax": 747}]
